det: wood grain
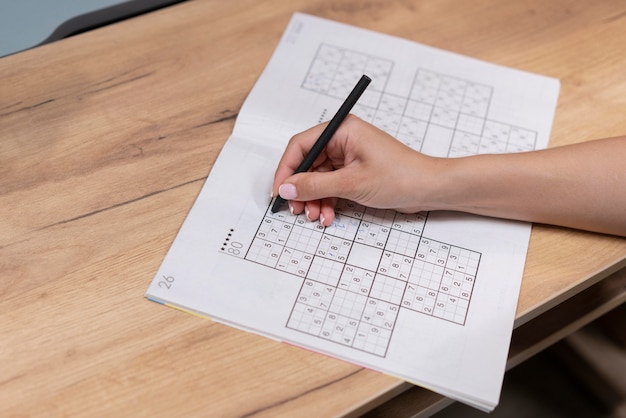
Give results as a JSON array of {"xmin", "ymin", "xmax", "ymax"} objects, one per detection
[{"xmin": 1, "ymin": 0, "xmax": 625, "ymax": 416}]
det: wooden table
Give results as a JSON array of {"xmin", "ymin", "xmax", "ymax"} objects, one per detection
[{"xmin": 1, "ymin": 0, "xmax": 625, "ymax": 416}]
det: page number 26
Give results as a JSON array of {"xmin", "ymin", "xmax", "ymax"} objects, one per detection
[{"xmin": 158, "ymin": 275, "xmax": 175, "ymax": 289}]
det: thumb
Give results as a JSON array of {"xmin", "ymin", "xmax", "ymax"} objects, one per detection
[{"xmin": 278, "ymin": 170, "xmax": 352, "ymax": 202}]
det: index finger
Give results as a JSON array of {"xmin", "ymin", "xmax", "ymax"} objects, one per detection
[{"xmin": 272, "ymin": 121, "xmax": 329, "ymax": 194}]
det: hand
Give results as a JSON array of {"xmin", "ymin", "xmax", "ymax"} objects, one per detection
[{"xmin": 271, "ymin": 115, "xmax": 441, "ymax": 226}]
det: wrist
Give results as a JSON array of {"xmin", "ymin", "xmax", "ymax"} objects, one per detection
[
  {"xmin": 396, "ymin": 153, "xmax": 460, "ymax": 212},
  {"xmin": 415, "ymin": 155, "xmax": 484, "ymax": 213}
]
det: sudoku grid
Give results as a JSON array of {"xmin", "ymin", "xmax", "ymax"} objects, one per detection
[
  {"xmin": 244, "ymin": 201, "xmax": 480, "ymax": 357},
  {"xmin": 302, "ymin": 43, "xmax": 538, "ymax": 156}
]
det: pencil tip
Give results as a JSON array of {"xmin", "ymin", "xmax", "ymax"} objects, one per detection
[{"xmin": 271, "ymin": 197, "xmax": 285, "ymax": 213}]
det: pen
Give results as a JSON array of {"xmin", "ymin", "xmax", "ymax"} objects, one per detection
[{"xmin": 271, "ymin": 74, "xmax": 372, "ymax": 213}]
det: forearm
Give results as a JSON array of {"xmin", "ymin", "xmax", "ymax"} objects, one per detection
[{"xmin": 427, "ymin": 137, "xmax": 626, "ymax": 236}]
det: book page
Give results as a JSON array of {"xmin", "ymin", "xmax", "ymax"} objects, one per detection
[{"xmin": 146, "ymin": 13, "xmax": 560, "ymax": 411}]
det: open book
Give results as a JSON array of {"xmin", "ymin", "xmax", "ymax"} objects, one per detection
[{"xmin": 146, "ymin": 13, "xmax": 559, "ymax": 411}]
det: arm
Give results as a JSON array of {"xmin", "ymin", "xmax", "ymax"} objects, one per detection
[
  {"xmin": 433, "ymin": 137, "xmax": 626, "ymax": 236},
  {"xmin": 272, "ymin": 115, "xmax": 626, "ymax": 236}
]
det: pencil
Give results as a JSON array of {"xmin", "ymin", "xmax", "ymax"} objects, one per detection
[{"xmin": 271, "ymin": 74, "xmax": 372, "ymax": 213}]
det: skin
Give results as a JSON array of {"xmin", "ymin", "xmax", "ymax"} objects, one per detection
[{"xmin": 272, "ymin": 115, "xmax": 626, "ymax": 237}]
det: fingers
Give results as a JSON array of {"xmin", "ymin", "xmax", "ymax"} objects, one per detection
[
  {"xmin": 286, "ymin": 197, "xmax": 336, "ymax": 226},
  {"xmin": 279, "ymin": 169, "xmax": 352, "ymax": 203},
  {"xmin": 273, "ymin": 130, "xmax": 343, "ymax": 225},
  {"xmin": 277, "ymin": 161, "xmax": 340, "ymax": 226},
  {"xmin": 319, "ymin": 197, "xmax": 338, "ymax": 226},
  {"xmin": 272, "ymin": 122, "xmax": 329, "ymax": 196}
]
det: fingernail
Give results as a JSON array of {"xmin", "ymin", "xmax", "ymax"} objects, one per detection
[
  {"xmin": 320, "ymin": 213, "xmax": 326, "ymax": 226},
  {"xmin": 288, "ymin": 201, "xmax": 294, "ymax": 215},
  {"xmin": 278, "ymin": 183, "xmax": 297, "ymax": 200},
  {"xmin": 305, "ymin": 206, "xmax": 311, "ymax": 221}
]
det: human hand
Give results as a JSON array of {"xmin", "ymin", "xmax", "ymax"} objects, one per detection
[
  {"xmin": 271, "ymin": 115, "xmax": 441, "ymax": 226},
  {"xmin": 275, "ymin": 119, "xmax": 626, "ymax": 235}
]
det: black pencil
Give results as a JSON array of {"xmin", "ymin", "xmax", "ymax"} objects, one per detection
[{"xmin": 271, "ymin": 74, "xmax": 372, "ymax": 213}]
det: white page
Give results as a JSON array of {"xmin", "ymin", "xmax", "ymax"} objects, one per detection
[{"xmin": 146, "ymin": 13, "xmax": 560, "ymax": 411}]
